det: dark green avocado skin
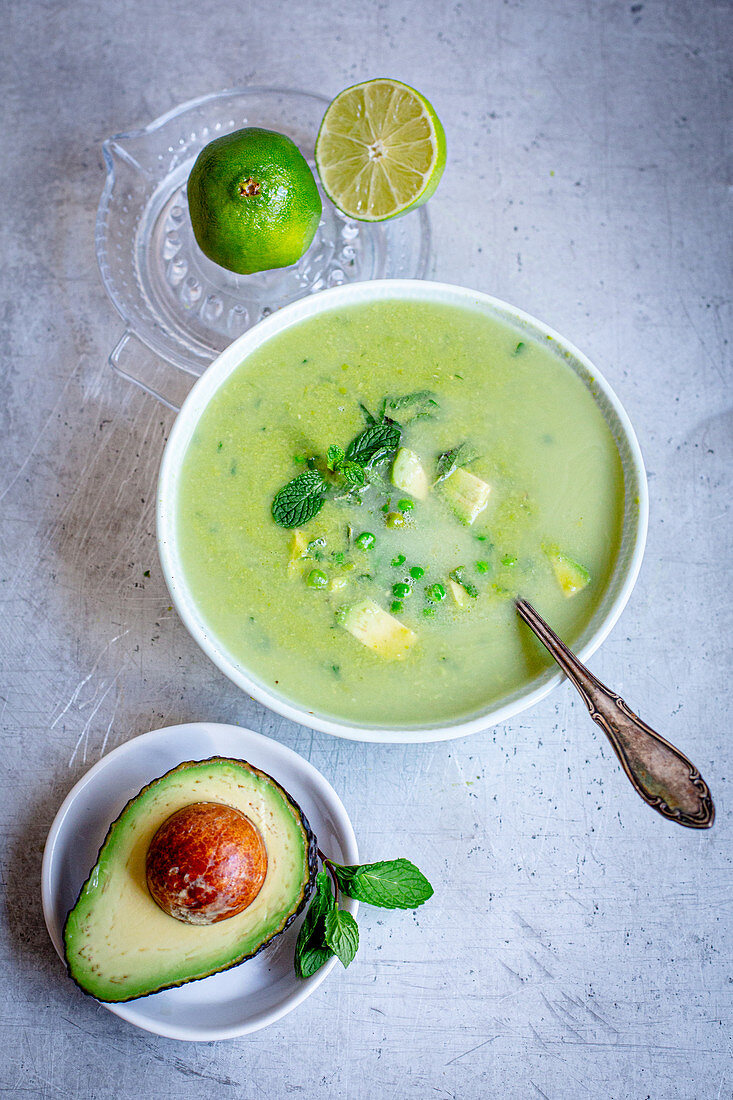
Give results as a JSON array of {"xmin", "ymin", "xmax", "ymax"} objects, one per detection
[{"xmin": 62, "ymin": 756, "xmax": 319, "ymax": 1002}]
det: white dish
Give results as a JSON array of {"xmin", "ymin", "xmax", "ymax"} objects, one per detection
[
  {"xmin": 41, "ymin": 722, "xmax": 358, "ymax": 1041},
  {"xmin": 157, "ymin": 279, "xmax": 649, "ymax": 744}
]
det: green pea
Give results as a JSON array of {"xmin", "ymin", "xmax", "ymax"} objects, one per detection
[
  {"xmin": 385, "ymin": 511, "xmax": 405, "ymax": 529},
  {"xmin": 425, "ymin": 583, "xmax": 446, "ymax": 603},
  {"xmin": 393, "ymin": 582, "xmax": 412, "ymax": 599},
  {"xmin": 409, "ymin": 565, "xmax": 425, "ymax": 579},
  {"xmin": 398, "ymin": 499, "xmax": 414, "ymax": 511},
  {"xmin": 475, "ymin": 560, "xmax": 490, "ymax": 573},
  {"xmin": 501, "ymin": 554, "xmax": 517, "ymax": 566},
  {"xmin": 391, "ymin": 554, "xmax": 406, "ymax": 567},
  {"xmin": 355, "ymin": 531, "xmax": 376, "ymax": 550},
  {"xmin": 391, "ymin": 600, "xmax": 404, "ymax": 614},
  {"xmin": 306, "ymin": 569, "xmax": 328, "ymax": 589},
  {"xmin": 331, "ymin": 551, "xmax": 345, "ymax": 564}
]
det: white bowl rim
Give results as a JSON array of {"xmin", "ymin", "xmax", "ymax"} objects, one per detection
[
  {"xmin": 157, "ymin": 280, "xmax": 649, "ymax": 744},
  {"xmin": 41, "ymin": 721, "xmax": 359, "ymax": 1041}
]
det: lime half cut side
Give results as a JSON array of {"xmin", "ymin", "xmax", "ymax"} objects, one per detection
[{"xmin": 315, "ymin": 78, "xmax": 446, "ymax": 222}]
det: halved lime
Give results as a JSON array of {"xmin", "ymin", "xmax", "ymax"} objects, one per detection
[{"xmin": 315, "ymin": 79, "xmax": 446, "ymax": 222}]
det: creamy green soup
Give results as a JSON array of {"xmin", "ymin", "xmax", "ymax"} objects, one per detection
[{"xmin": 175, "ymin": 299, "xmax": 624, "ymax": 727}]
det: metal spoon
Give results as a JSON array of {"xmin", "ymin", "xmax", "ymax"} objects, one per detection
[{"xmin": 515, "ymin": 597, "xmax": 715, "ymax": 829}]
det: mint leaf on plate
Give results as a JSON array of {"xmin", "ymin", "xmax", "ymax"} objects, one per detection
[
  {"xmin": 272, "ymin": 471, "xmax": 327, "ymax": 528},
  {"xmin": 324, "ymin": 908, "xmax": 359, "ymax": 968},
  {"xmin": 296, "ymin": 946, "xmax": 334, "ymax": 979},
  {"xmin": 294, "ymin": 871, "xmax": 335, "ymax": 979},
  {"xmin": 329, "ymin": 859, "xmax": 434, "ymax": 909}
]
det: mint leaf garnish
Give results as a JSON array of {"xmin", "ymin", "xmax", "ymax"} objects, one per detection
[
  {"xmin": 272, "ymin": 398, "xmax": 419, "ymax": 530},
  {"xmin": 435, "ymin": 442, "xmax": 479, "ymax": 484},
  {"xmin": 346, "ymin": 422, "xmax": 401, "ymax": 466},
  {"xmin": 329, "ymin": 859, "xmax": 434, "ymax": 909},
  {"xmin": 272, "ymin": 471, "xmax": 327, "ymax": 528},
  {"xmin": 327, "ymin": 444, "xmax": 345, "ymax": 472},
  {"xmin": 324, "ymin": 908, "xmax": 359, "ymax": 968},
  {"xmin": 342, "ymin": 460, "xmax": 366, "ymax": 486},
  {"xmin": 294, "ymin": 871, "xmax": 335, "ymax": 979}
]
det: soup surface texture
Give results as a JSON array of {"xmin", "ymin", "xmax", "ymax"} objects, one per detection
[{"xmin": 175, "ymin": 299, "xmax": 625, "ymax": 727}]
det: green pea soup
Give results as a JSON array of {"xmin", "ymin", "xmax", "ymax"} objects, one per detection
[{"xmin": 175, "ymin": 299, "xmax": 625, "ymax": 727}]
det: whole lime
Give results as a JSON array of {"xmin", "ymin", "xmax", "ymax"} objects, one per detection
[{"xmin": 187, "ymin": 127, "xmax": 322, "ymax": 275}]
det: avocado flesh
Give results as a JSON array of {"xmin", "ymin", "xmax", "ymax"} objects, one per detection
[{"xmin": 63, "ymin": 757, "xmax": 317, "ymax": 1003}]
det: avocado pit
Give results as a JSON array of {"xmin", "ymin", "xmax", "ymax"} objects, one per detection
[{"xmin": 145, "ymin": 801, "xmax": 268, "ymax": 925}]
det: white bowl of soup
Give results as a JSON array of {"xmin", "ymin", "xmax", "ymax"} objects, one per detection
[{"xmin": 157, "ymin": 281, "xmax": 647, "ymax": 743}]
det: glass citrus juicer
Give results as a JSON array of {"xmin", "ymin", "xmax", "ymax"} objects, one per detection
[{"xmin": 95, "ymin": 87, "xmax": 431, "ymax": 411}]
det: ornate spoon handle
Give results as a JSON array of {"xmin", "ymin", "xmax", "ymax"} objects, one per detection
[{"xmin": 515, "ymin": 598, "xmax": 714, "ymax": 829}]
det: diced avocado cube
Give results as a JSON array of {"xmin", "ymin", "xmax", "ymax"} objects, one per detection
[
  {"xmin": 448, "ymin": 578, "xmax": 471, "ymax": 609},
  {"xmin": 440, "ymin": 467, "xmax": 491, "ymax": 525},
  {"xmin": 546, "ymin": 546, "xmax": 591, "ymax": 597},
  {"xmin": 391, "ymin": 447, "xmax": 429, "ymax": 500},
  {"xmin": 287, "ymin": 529, "xmax": 309, "ymax": 576},
  {"xmin": 341, "ymin": 598, "xmax": 417, "ymax": 660}
]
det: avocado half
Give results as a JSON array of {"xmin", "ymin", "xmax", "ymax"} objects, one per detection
[{"xmin": 63, "ymin": 757, "xmax": 318, "ymax": 1002}]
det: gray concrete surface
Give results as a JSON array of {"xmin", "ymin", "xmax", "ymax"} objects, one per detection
[{"xmin": 1, "ymin": 0, "xmax": 731, "ymax": 1096}]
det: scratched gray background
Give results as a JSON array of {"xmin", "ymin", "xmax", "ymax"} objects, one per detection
[{"xmin": 1, "ymin": 0, "xmax": 731, "ymax": 1097}]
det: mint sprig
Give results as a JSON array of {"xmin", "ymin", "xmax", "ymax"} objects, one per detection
[
  {"xmin": 294, "ymin": 854, "xmax": 433, "ymax": 979},
  {"xmin": 270, "ymin": 398, "xmax": 415, "ymax": 529},
  {"xmin": 271, "ymin": 393, "xmax": 442, "ymax": 529}
]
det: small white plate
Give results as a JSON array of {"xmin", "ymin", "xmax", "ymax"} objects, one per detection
[{"xmin": 41, "ymin": 722, "xmax": 358, "ymax": 1041}]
